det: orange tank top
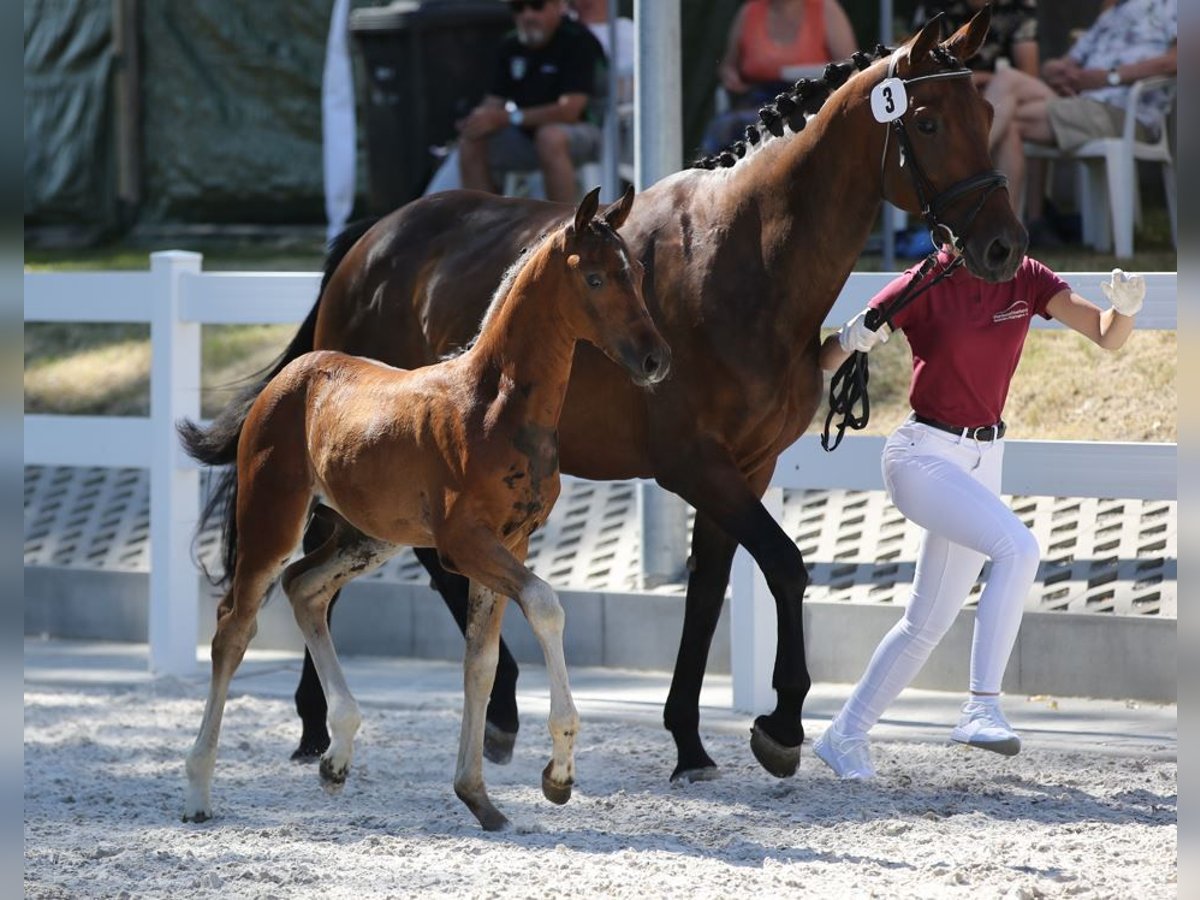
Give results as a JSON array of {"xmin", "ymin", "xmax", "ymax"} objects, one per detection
[{"xmin": 737, "ymin": 0, "xmax": 830, "ymax": 85}]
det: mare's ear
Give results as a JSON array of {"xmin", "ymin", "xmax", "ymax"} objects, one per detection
[
  {"xmin": 942, "ymin": 4, "xmax": 991, "ymax": 63},
  {"xmin": 603, "ymin": 185, "xmax": 635, "ymax": 231},
  {"xmin": 573, "ymin": 187, "xmax": 602, "ymax": 235},
  {"xmin": 906, "ymin": 12, "xmax": 945, "ymax": 69}
]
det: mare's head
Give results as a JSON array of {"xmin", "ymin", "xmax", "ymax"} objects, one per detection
[
  {"xmin": 555, "ymin": 186, "xmax": 671, "ymax": 387},
  {"xmin": 879, "ymin": 7, "xmax": 1027, "ymax": 281}
]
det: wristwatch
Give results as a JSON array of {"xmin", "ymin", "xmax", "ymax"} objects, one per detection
[
  {"xmin": 1106, "ymin": 68, "xmax": 1121, "ymax": 87},
  {"xmin": 504, "ymin": 100, "xmax": 524, "ymax": 127}
]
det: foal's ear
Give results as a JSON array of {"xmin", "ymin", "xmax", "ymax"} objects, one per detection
[
  {"xmin": 573, "ymin": 187, "xmax": 602, "ymax": 235},
  {"xmin": 942, "ymin": 4, "xmax": 991, "ymax": 64},
  {"xmin": 906, "ymin": 12, "xmax": 945, "ymax": 68},
  {"xmin": 603, "ymin": 185, "xmax": 635, "ymax": 231}
]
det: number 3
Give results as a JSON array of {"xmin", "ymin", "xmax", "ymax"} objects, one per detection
[{"xmin": 883, "ymin": 86, "xmax": 895, "ymax": 114}]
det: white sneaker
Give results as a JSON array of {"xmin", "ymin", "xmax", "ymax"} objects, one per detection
[
  {"xmin": 950, "ymin": 698, "xmax": 1021, "ymax": 756},
  {"xmin": 813, "ymin": 722, "xmax": 875, "ymax": 780}
]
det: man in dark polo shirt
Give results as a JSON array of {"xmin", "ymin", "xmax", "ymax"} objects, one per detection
[{"xmin": 457, "ymin": 0, "xmax": 607, "ymax": 203}]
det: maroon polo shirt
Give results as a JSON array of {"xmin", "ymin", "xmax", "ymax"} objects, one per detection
[{"xmin": 869, "ymin": 251, "xmax": 1070, "ymax": 428}]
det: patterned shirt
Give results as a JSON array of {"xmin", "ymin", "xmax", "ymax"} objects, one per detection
[
  {"xmin": 914, "ymin": 1, "xmax": 1037, "ymax": 73},
  {"xmin": 1068, "ymin": 0, "xmax": 1176, "ymax": 125}
]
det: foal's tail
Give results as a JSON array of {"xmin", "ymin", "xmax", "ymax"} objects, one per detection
[{"xmin": 178, "ymin": 216, "xmax": 381, "ymax": 584}]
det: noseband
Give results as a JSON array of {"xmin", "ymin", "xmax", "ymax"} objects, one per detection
[{"xmin": 878, "ymin": 52, "xmax": 1008, "ymax": 254}]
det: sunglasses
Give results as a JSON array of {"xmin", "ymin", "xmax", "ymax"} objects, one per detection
[{"xmin": 508, "ymin": 0, "xmax": 548, "ymax": 12}]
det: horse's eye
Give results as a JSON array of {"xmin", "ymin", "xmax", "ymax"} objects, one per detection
[
  {"xmin": 586, "ymin": 274, "xmax": 604, "ymax": 288},
  {"xmin": 916, "ymin": 118, "xmax": 938, "ymax": 136}
]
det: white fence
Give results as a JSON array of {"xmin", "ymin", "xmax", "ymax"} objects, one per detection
[{"xmin": 24, "ymin": 254, "xmax": 1178, "ymax": 706}]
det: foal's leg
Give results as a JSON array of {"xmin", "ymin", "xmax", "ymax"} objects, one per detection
[
  {"xmin": 283, "ymin": 520, "xmax": 400, "ymax": 786},
  {"xmin": 454, "ymin": 581, "xmax": 511, "ymax": 831},
  {"xmin": 440, "ymin": 525, "xmax": 579, "ymax": 826},
  {"xmin": 184, "ymin": 488, "xmax": 311, "ymax": 821},
  {"xmin": 291, "ymin": 514, "xmax": 335, "ymax": 761},
  {"xmin": 415, "ymin": 546, "xmax": 522, "ymax": 763},
  {"xmin": 291, "ymin": 543, "xmax": 522, "ymax": 764},
  {"xmin": 183, "ymin": 565, "xmax": 279, "ymax": 822}
]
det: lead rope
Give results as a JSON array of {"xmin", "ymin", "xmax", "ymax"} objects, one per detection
[{"xmin": 820, "ymin": 251, "xmax": 964, "ymax": 451}]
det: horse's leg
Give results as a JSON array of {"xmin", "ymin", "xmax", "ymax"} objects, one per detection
[
  {"xmin": 514, "ymin": 570, "xmax": 579, "ymax": 805},
  {"xmin": 663, "ymin": 511, "xmax": 738, "ymax": 782},
  {"xmin": 453, "ymin": 580, "xmax": 511, "ymax": 831},
  {"xmin": 291, "ymin": 513, "xmax": 335, "ymax": 762},
  {"xmin": 184, "ymin": 482, "xmax": 311, "ymax": 821},
  {"xmin": 414, "ymin": 546, "xmax": 521, "ymax": 763},
  {"xmin": 283, "ymin": 519, "xmax": 400, "ymax": 786},
  {"xmin": 659, "ymin": 448, "xmax": 810, "ymax": 779},
  {"xmin": 440, "ymin": 524, "xmax": 579, "ymax": 825}
]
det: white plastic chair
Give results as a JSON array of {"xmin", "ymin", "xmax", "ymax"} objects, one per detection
[{"xmin": 1025, "ymin": 76, "xmax": 1176, "ymax": 258}]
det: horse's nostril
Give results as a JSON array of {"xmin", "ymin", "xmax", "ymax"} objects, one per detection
[
  {"xmin": 643, "ymin": 354, "xmax": 660, "ymax": 376},
  {"xmin": 986, "ymin": 238, "xmax": 1011, "ymax": 268}
]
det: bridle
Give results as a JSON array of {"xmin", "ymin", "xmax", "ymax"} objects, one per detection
[
  {"xmin": 820, "ymin": 48, "xmax": 1010, "ymax": 452},
  {"xmin": 879, "ymin": 49, "xmax": 1009, "ymax": 255}
]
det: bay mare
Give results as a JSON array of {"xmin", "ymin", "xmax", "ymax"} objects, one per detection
[
  {"xmin": 179, "ymin": 188, "xmax": 670, "ymax": 830},
  {"xmin": 194, "ymin": 9, "xmax": 1026, "ymax": 784}
]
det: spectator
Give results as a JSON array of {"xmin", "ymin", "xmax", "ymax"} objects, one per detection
[
  {"xmin": 912, "ymin": 1, "xmax": 1041, "ymax": 216},
  {"xmin": 427, "ymin": 0, "xmax": 608, "ymax": 203},
  {"xmin": 1008, "ymin": 0, "xmax": 1177, "ymax": 245},
  {"xmin": 570, "ymin": 0, "xmax": 634, "ymax": 104},
  {"xmin": 700, "ymin": 0, "xmax": 857, "ymax": 156}
]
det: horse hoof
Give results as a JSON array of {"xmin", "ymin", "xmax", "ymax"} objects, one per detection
[
  {"xmin": 542, "ymin": 776, "xmax": 573, "ymax": 806},
  {"xmin": 182, "ymin": 809, "xmax": 211, "ymax": 824},
  {"xmin": 541, "ymin": 762, "xmax": 573, "ymax": 805},
  {"xmin": 480, "ymin": 811, "xmax": 512, "ymax": 832},
  {"xmin": 290, "ymin": 740, "xmax": 327, "ymax": 764},
  {"xmin": 750, "ymin": 723, "xmax": 801, "ymax": 778},
  {"xmin": 670, "ymin": 764, "xmax": 721, "ymax": 784},
  {"xmin": 484, "ymin": 722, "xmax": 517, "ymax": 765},
  {"xmin": 319, "ymin": 756, "xmax": 349, "ymax": 785}
]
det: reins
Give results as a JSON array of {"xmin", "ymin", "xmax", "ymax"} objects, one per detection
[
  {"xmin": 820, "ymin": 251, "xmax": 963, "ymax": 451},
  {"xmin": 820, "ymin": 49, "xmax": 1006, "ymax": 452}
]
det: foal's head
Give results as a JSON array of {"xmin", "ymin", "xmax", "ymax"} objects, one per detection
[
  {"xmin": 556, "ymin": 186, "xmax": 670, "ymax": 386},
  {"xmin": 879, "ymin": 8, "xmax": 1027, "ymax": 282}
]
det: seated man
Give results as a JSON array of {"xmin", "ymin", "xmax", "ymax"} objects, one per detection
[
  {"xmin": 1007, "ymin": 0, "xmax": 1176, "ymax": 241},
  {"xmin": 454, "ymin": 0, "xmax": 607, "ymax": 204}
]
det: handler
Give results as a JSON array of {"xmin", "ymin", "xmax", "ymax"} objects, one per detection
[{"xmin": 813, "ymin": 254, "xmax": 1144, "ymax": 779}]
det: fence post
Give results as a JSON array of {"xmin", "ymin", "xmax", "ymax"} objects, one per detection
[
  {"xmin": 148, "ymin": 251, "xmax": 202, "ymax": 676},
  {"xmin": 730, "ymin": 486, "xmax": 783, "ymax": 713}
]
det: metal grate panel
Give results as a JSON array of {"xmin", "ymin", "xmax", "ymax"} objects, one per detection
[{"xmin": 23, "ymin": 466, "xmax": 1175, "ymax": 617}]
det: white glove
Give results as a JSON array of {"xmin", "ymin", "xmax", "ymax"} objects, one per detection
[
  {"xmin": 838, "ymin": 310, "xmax": 891, "ymax": 354},
  {"xmin": 1100, "ymin": 268, "xmax": 1145, "ymax": 317}
]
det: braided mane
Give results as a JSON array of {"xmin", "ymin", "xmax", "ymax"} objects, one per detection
[{"xmin": 692, "ymin": 42, "xmax": 966, "ymax": 171}]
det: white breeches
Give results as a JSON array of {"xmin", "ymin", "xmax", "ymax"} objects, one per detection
[{"xmin": 836, "ymin": 419, "xmax": 1041, "ymax": 736}]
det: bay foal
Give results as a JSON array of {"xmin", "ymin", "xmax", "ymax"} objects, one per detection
[{"xmin": 179, "ymin": 187, "xmax": 669, "ymax": 831}]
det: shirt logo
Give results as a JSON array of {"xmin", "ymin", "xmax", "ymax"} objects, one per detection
[
  {"xmin": 511, "ymin": 57, "xmax": 527, "ymax": 81},
  {"xmin": 993, "ymin": 300, "xmax": 1030, "ymax": 323}
]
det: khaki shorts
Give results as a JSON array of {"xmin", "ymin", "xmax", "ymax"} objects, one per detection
[
  {"xmin": 486, "ymin": 123, "xmax": 602, "ymax": 173},
  {"xmin": 1045, "ymin": 96, "xmax": 1149, "ymax": 152}
]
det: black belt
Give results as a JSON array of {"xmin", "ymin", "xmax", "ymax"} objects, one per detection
[{"xmin": 913, "ymin": 414, "xmax": 1006, "ymax": 442}]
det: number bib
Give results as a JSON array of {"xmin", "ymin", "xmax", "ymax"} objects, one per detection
[{"xmin": 870, "ymin": 78, "xmax": 908, "ymax": 123}]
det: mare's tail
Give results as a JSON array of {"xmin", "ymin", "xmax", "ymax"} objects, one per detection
[{"xmin": 177, "ymin": 216, "xmax": 380, "ymax": 584}]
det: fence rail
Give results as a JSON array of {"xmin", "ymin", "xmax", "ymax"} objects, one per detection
[{"xmin": 24, "ymin": 254, "xmax": 1178, "ymax": 707}]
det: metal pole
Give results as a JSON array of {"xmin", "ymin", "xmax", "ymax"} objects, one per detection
[
  {"xmin": 633, "ymin": 0, "xmax": 687, "ymax": 587},
  {"xmin": 601, "ymin": 6, "xmax": 621, "ymax": 200},
  {"xmin": 633, "ymin": 0, "xmax": 681, "ymax": 188},
  {"xmin": 880, "ymin": 0, "xmax": 897, "ymax": 271}
]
